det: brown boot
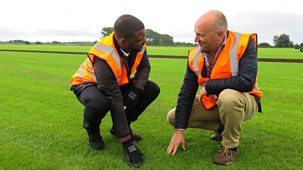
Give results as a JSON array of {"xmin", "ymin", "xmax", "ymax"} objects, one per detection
[{"xmin": 213, "ymin": 145, "xmax": 238, "ymax": 165}]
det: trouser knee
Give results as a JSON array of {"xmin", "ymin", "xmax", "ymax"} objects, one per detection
[
  {"xmin": 217, "ymin": 89, "xmax": 243, "ymax": 115},
  {"xmin": 144, "ymin": 80, "xmax": 160, "ymax": 100},
  {"xmin": 167, "ymin": 108, "xmax": 176, "ymax": 126},
  {"xmin": 83, "ymin": 98, "xmax": 111, "ymax": 131},
  {"xmin": 126, "ymin": 81, "xmax": 160, "ymax": 122}
]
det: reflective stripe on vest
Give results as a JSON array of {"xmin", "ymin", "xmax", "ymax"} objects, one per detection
[
  {"xmin": 71, "ymin": 33, "xmax": 145, "ymax": 86},
  {"xmin": 230, "ymin": 32, "xmax": 241, "ymax": 76},
  {"xmin": 188, "ymin": 31, "xmax": 262, "ymax": 109},
  {"xmin": 92, "ymin": 43, "xmax": 123, "ymax": 73},
  {"xmin": 71, "ymin": 58, "xmax": 96, "ymax": 84},
  {"xmin": 191, "ymin": 32, "xmax": 241, "ymax": 77}
]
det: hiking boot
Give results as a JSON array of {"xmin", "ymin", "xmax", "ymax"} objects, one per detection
[
  {"xmin": 213, "ymin": 145, "xmax": 238, "ymax": 165},
  {"xmin": 110, "ymin": 128, "xmax": 142, "ymax": 142},
  {"xmin": 210, "ymin": 132, "xmax": 222, "ymax": 142},
  {"xmin": 88, "ymin": 131, "xmax": 105, "ymax": 150}
]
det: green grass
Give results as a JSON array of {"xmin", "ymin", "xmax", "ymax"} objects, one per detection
[
  {"xmin": 0, "ymin": 51, "xmax": 303, "ymax": 169},
  {"xmin": 1, "ymin": 44, "xmax": 303, "ymax": 59}
]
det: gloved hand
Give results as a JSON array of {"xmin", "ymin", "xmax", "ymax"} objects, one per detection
[
  {"xmin": 122, "ymin": 140, "xmax": 144, "ymax": 168},
  {"xmin": 123, "ymin": 87, "xmax": 141, "ymax": 110}
]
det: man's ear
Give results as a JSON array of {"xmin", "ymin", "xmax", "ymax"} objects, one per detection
[
  {"xmin": 217, "ymin": 29, "xmax": 224, "ymax": 36},
  {"xmin": 217, "ymin": 29, "xmax": 226, "ymax": 38},
  {"xmin": 115, "ymin": 34, "xmax": 125, "ymax": 44},
  {"xmin": 120, "ymin": 38, "xmax": 128, "ymax": 45}
]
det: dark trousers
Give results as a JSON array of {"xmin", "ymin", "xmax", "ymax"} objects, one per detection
[{"xmin": 73, "ymin": 80, "xmax": 160, "ymax": 136}]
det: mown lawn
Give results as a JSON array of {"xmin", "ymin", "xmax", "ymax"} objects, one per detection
[{"xmin": 0, "ymin": 51, "xmax": 302, "ymax": 169}]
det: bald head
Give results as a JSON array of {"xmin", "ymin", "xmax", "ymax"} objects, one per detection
[
  {"xmin": 195, "ymin": 10, "xmax": 228, "ymax": 33},
  {"xmin": 194, "ymin": 10, "xmax": 228, "ymax": 54}
]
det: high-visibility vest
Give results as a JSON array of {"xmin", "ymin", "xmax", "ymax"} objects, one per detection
[
  {"xmin": 188, "ymin": 31, "xmax": 262, "ymax": 109},
  {"xmin": 71, "ymin": 33, "xmax": 146, "ymax": 86}
]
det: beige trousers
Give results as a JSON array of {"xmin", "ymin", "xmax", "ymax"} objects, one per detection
[{"xmin": 167, "ymin": 89, "xmax": 259, "ymax": 148}]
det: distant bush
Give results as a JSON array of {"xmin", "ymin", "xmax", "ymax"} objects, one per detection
[{"xmin": 258, "ymin": 42, "xmax": 271, "ymax": 48}]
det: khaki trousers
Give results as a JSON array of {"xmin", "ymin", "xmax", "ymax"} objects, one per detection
[{"xmin": 167, "ymin": 89, "xmax": 259, "ymax": 148}]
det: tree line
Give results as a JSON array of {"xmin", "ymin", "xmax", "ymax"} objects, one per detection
[
  {"xmin": 259, "ymin": 33, "xmax": 303, "ymax": 50},
  {"xmin": 1, "ymin": 28, "xmax": 302, "ymax": 50},
  {"xmin": 101, "ymin": 27, "xmax": 194, "ymax": 46}
]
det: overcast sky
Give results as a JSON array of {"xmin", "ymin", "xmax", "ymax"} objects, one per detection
[{"xmin": 1, "ymin": 0, "xmax": 303, "ymax": 45}]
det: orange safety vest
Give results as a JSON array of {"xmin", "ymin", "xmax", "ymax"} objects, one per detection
[
  {"xmin": 71, "ymin": 33, "xmax": 146, "ymax": 86},
  {"xmin": 188, "ymin": 31, "xmax": 262, "ymax": 110}
]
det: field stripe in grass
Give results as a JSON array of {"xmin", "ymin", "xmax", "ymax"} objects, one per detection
[{"xmin": 1, "ymin": 49, "xmax": 303, "ymax": 63}]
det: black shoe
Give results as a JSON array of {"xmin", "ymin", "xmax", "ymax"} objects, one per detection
[
  {"xmin": 110, "ymin": 128, "xmax": 142, "ymax": 142},
  {"xmin": 211, "ymin": 124, "xmax": 224, "ymax": 142},
  {"xmin": 130, "ymin": 132, "xmax": 142, "ymax": 142},
  {"xmin": 210, "ymin": 132, "xmax": 222, "ymax": 142},
  {"xmin": 88, "ymin": 131, "xmax": 105, "ymax": 150}
]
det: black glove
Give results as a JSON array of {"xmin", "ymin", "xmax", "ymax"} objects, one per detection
[
  {"xmin": 123, "ymin": 87, "xmax": 141, "ymax": 110},
  {"xmin": 122, "ymin": 140, "xmax": 144, "ymax": 168}
]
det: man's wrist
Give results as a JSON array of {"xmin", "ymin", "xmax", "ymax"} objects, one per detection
[
  {"xmin": 175, "ymin": 128, "xmax": 185, "ymax": 131},
  {"xmin": 175, "ymin": 129, "xmax": 184, "ymax": 134}
]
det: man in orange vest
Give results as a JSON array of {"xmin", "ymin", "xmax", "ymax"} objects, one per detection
[
  {"xmin": 71, "ymin": 14, "xmax": 160, "ymax": 168},
  {"xmin": 166, "ymin": 10, "xmax": 262, "ymax": 166}
]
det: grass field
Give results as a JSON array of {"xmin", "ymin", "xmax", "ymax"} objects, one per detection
[
  {"xmin": 0, "ymin": 49, "xmax": 303, "ymax": 169},
  {"xmin": 1, "ymin": 44, "xmax": 303, "ymax": 59}
]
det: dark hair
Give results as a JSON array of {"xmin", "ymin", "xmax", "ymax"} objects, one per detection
[{"xmin": 114, "ymin": 14, "xmax": 145, "ymax": 39}]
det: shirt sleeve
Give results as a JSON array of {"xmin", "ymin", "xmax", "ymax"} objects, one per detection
[
  {"xmin": 205, "ymin": 37, "xmax": 257, "ymax": 94},
  {"xmin": 174, "ymin": 62, "xmax": 199, "ymax": 129}
]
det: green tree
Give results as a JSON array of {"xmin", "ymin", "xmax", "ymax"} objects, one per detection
[
  {"xmin": 258, "ymin": 42, "xmax": 271, "ymax": 48},
  {"xmin": 273, "ymin": 33, "xmax": 294, "ymax": 47},
  {"xmin": 145, "ymin": 29, "xmax": 174, "ymax": 45},
  {"xmin": 101, "ymin": 27, "xmax": 114, "ymax": 38},
  {"xmin": 51, "ymin": 41, "xmax": 61, "ymax": 44},
  {"xmin": 100, "ymin": 27, "xmax": 174, "ymax": 46}
]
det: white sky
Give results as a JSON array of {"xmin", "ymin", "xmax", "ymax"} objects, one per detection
[{"xmin": 1, "ymin": 0, "xmax": 303, "ymax": 45}]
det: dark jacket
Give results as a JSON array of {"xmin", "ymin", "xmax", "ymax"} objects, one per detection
[
  {"xmin": 73, "ymin": 37, "xmax": 150, "ymax": 119},
  {"xmin": 174, "ymin": 36, "xmax": 261, "ymax": 129}
]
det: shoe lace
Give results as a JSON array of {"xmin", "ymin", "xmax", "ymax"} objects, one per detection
[{"xmin": 217, "ymin": 147, "xmax": 233, "ymax": 157}]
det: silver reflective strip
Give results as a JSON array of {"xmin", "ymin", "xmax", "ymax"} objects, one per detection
[
  {"xmin": 86, "ymin": 59, "xmax": 94, "ymax": 73},
  {"xmin": 230, "ymin": 32, "xmax": 241, "ymax": 76},
  {"xmin": 93, "ymin": 44, "xmax": 122, "ymax": 72},
  {"xmin": 76, "ymin": 66, "xmax": 89, "ymax": 82},
  {"xmin": 210, "ymin": 94, "xmax": 218, "ymax": 99},
  {"xmin": 92, "ymin": 73, "xmax": 96, "ymax": 82},
  {"xmin": 253, "ymin": 85, "xmax": 259, "ymax": 91},
  {"xmin": 193, "ymin": 47, "xmax": 200, "ymax": 76},
  {"xmin": 141, "ymin": 46, "xmax": 145, "ymax": 55},
  {"xmin": 77, "ymin": 66, "xmax": 84, "ymax": 78}
]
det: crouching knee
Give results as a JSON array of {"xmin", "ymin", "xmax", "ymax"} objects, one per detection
[
  {"xmin": 167, "ymin": 108, "xmax": 176, "ymax": 126},
  {"xmin": 217, "ymin": 89, "xmax": 242, "ymax": 107}
]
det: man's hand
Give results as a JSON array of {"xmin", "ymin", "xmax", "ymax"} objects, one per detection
[
  {"xmin": 198, "ymin": 86, "xmax": 207, "ymax": 103},
  {"xmin": 166, "ymin": 129, "xmax": 186, "ymax": 155},
  {"xmin": 122, "ymin": 140, "xmax": 144, "ymax": 168},
  {"xmin": 124, "ymin": 87, "xmax": 141, "ymax": 110}
]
